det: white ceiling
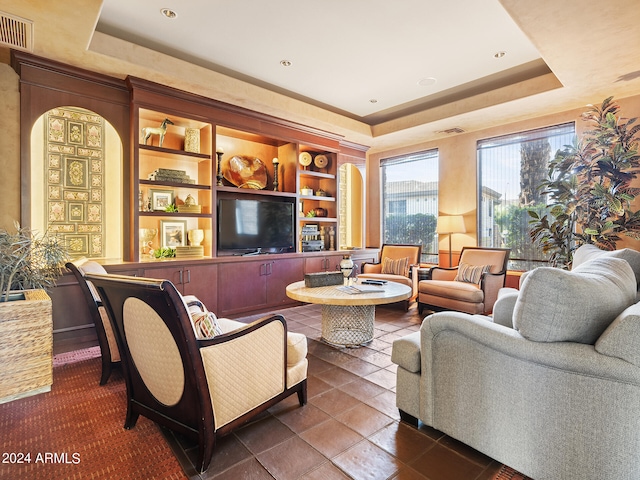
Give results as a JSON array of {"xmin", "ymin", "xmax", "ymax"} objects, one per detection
[
  {"xmin": 3, "ymin": 0, "xmax": 640, "ymax": 151},
  {"xmin": 96, "ymin": 0, "xmax": 546, "ymax": 124}
]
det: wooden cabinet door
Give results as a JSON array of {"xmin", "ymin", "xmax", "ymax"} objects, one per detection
[
  {"xmin": 217, "ymin": 260, "xmax": 268, "ymax": 316},
  {"xmin": 143, "ymin": 264, "xmax": 218, "ymax": 311},
  {"xmin": 143, "ymin": 265, "xmax": 182, "ymax": 285},
  {"xmin": 267, "ymin": 258, "xmax": 304, "ymax": 307},
  {"xmin": 304, "ymin": 254, "xmax": 342, "ymax": 273},
  {"xmin": 182, "ymin": 264, "xmax": 218, "ymax": 312}
]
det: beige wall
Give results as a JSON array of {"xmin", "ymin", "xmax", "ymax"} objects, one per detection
[
  {"xmin": 366, "ymin": 94, "xmax": 640, "ymax": 254},
  {"xmin": 4, "ymin": 58, "xmax": 640, "ymax": 256},
  {"xmin": 0, "ymin": 64, "xmax": 20, "ymax": 231}
]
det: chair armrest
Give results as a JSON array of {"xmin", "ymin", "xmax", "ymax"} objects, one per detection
[
  {"xmin": 421, "ymin": 311, "xmax": 640, "ymax": 382},
  {"xmin": 430, "ymin": 266, "xmax": 458, "ymax": 281},
  {"xmin": 198, "ymin": 314, "xmax": 288, "ymax": 429},
  {"xmin": 492, "ymin": 288, "xmax": 519, "ymax": 327},
  {"xmin": 479, "ymin": 272, "xmax": 506, "ymax": 313}
]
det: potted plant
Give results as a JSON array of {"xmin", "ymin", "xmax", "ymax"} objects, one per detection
[
  {"xmin": 0, "ymin": 222, "xmax": 68, "ymax": 301},
  {"xmin": 0, "ymin": 222, "xmax": 68, "ymax": 403},
  {"xmin": 529, "ymin": 97, "xmax": 640, "ymax": 268}
]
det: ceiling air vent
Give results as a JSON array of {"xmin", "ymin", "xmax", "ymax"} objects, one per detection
[
  {"xmin": 440, "ymin": 127, "xmax": 465, "ymax": 135},
  {"xmin": 0, "ymin": 12, "xmax": 33, "ymax": 51}
]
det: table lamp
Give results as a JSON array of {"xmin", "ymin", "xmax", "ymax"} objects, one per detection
[{"xmin": 436, "ymin": 215, "xmax": 466, "ymax": 267}]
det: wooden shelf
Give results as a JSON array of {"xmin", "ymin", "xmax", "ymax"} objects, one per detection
[
  {"xmin": 300, "ymin": 195, "xmax": 335, "ymax": 202},
  {"xmin": 140, "ymin": 179, "xmax": 211, "ymax": 190},
  {"xmin": 139, "ymin": 144, "xmax": 211, "ymax": 160},
  {"xmin": 299, "ymin": 170, "xmax": 335, "ymax": 180},
  {"xmin": 215, "ymin": 185, "xmax": 296, "ymax": 199},
  {"xmin": 139, "ymin": 211, "xmax": 211, "ymax": 218}
]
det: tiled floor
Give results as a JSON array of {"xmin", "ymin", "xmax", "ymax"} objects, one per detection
[{"xmin": 164, "ymin": 303, "xmax": 530, "ymax": 480}]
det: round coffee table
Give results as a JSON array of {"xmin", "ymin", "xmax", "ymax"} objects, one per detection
[{"xmin": 285, "ymin": 280, "xmax": 412, "ymax": 347}]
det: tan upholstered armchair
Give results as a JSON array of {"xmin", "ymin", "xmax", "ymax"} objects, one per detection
[
  {"xmin": 359, "ymin": 244, "xmax": 422, "ymax": 310},
  {"xmin": 66, "ymin": 258, "xmax": 121, "ymax": 385},
  {"xmin": 86, "ymin": 273, "xmax": 308, "ymax": 473},
  {"xmin": 418, "ymin": 247, "xmax": 510, "ymax": 315}
]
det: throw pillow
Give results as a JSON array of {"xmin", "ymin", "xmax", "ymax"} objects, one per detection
[
  {"xmin": 455, "ymin": 262, "xmax": 490, "ymax": 284},
  {"xmin": 513, "ymin": 256, "xmax": 637, "ymax": 344},
  {"xmin": 381, "ymin": 256, "xmax": 410, "ymax": 276},
  {"xmin": 191, "ymin": 311, "xmax": 223, "ymax": 340},
  {"xmin": 573, "ymin": 244, "xmax": 640, "ymax": 287}
]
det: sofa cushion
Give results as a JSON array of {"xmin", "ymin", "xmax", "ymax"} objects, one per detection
[
  {"xmin": 513, "ymin": 257, "xmax": 636, "ymax": 344},
  {"xmin": 573, "ymin": 244, "xmax": 640, "ymax": 286},
  {"xmin": 595, "ymin": 302, "xmax": 640, "ymax": 366},
  {"xmin": 455, "ymin": 262, "xmax": 490, "ymax": 284},
  {"xmin": 381, "ymin": 256, "xmax": 409, "ymax": 276},
  {"xmin": 419, "ymin": 279, "xmax": 483, "ymax": 303},
  {"xmin": 391, "ymin": 331, "xmax": 421, "ymax": 372}
]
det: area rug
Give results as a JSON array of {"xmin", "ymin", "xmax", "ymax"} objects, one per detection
[
  {"xmin": 494, "ymin": 464, "xmax": 531, "ymax": 480},
  {"xmin": 0, "ymin": 349, "xmax": 186, "ymax": 479}
]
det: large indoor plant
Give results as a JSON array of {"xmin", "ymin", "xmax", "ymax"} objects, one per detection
[
  {"xmin": 529, "ymin": 97, "xmax": 640, "ymax": 268},
  {"xmin": 0, "ymin": 222, "xmax": 68, "ymax": 302},
  {"xmin": 0, "ymin": 222, "xmax": 68, "ymax": 403}
]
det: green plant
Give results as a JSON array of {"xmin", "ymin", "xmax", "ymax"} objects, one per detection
[
  {"xmin": 154, "ymin": 247, "xmax": 176, "ymax": 258},
  {"xmin": 164, "ymin": 204, "xmax": 178, "ymax": 213},
  {"xmin": 529, "ymin": 97, "xmax": 640, "ymax": 268},
  {"xmin": 0, "ymin": 222, "xmax": 69, "ymax": 302}
]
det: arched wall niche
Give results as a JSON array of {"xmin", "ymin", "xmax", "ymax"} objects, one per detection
[
  {"xmin": 31, "ymin": 107, "xmax": 123, "ymax": 261},
  {"xmin": 11, "ymin": 51, "xmax": 131, "ymax": 260}
]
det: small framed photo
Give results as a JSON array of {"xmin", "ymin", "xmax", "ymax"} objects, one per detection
[
  {"xmin": 160, "ymin": 220, "xmax": 187, "ymax": 248},
  {"xmin": 150, "ymin": 189, "xmax": 173, "ymax": 211}
]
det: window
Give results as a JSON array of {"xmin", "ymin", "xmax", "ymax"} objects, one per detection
[
  {"xmin": 381, "ymin": 149, "xmax": 439, "ymax": 264},
  {"xmin": 477, "ymin": 123, "xmax": 575, "ymax": 270}
]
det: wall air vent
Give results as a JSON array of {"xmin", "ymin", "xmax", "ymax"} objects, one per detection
[{"xmin": 0, "ymin": 12, "xmax": 33, "ymax": 52}]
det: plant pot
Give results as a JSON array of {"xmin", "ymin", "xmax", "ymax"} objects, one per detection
[{"xmin": 0, "ymin": 289, "xmax": 53, "ymax": 404}]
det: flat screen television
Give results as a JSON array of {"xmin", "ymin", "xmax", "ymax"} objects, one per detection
[{"xmin": 217, "ymin": 197, "xmax": 295, "ymax": 255}]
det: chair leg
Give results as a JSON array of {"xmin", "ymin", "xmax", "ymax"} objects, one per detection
[
  {"xmin": 399, "ymin": 409, "xmax": 419, "ymax": 427},
  {"xmin": 124, "ymin": 405, "xmax": 140, "ymax": 429},
  {"xmin": 297, "ymin": 379, "xmax": 308, "ymax": 406},
  {"xmin": 197, "ymin": 434, "xmax": 215, "ymax": 473},
  {"xmin": 99, "ymin": 358, "xmax": 112, "ymax": 386},
  {"xmin": 418, "ymin": 302, "xmax": 424, "ymax": 315}
]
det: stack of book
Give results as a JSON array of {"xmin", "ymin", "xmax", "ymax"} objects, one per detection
[
  {"xmin": 148, "ymin": 168, "xmax": 195, "ymax": 184},
  {"xmin": 175, "ymin": 246, "xmax": 204, "ymax": 258}
]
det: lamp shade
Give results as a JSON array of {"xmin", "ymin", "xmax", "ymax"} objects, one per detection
[{"xmin": 436, "ymin": 215, "xmax": 466, "ymax": 234}]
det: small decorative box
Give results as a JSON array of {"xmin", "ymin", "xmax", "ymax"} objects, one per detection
[{"xmin": 304, "ymin": 271, "xmax": 344, "ymax": 288}]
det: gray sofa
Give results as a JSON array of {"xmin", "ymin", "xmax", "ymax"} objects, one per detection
[{"xmin": 392, "ymin": 252, "xmax": 640, "ymax": 480}]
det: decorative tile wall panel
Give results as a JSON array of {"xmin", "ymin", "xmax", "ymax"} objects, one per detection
[{"xmin": 45, "ymin": 107, "xmax": 105, "ymax": 257}]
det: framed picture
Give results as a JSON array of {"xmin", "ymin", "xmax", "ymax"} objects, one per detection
[
  {"xmin": 160, "ymin": 220, "xmax": 187, "ymax": 248},
  {"xmin": 150, "ymin": 189, "xmax": 173, "ymax": 211}
]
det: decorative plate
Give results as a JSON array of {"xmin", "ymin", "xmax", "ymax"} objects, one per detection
[
  {"xmin": 314, "ymin": 154, "xmax": 329, "ymax": 169},
  {"xmin": 221, "ymin": 155, "xmax": 267, "ymax": 189},
  {"xmin": 299, "ymin": 152, "xmax": 312, "ymax": 167}
]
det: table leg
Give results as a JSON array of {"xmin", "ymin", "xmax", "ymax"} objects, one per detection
[{"xmin": 321, "ymin": 304, "xmax": 375, "ymax": 347}]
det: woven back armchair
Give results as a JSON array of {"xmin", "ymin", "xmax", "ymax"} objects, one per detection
[
  {"xmin": 66, "ymin": 258, "xmax": 120, "ymax": 385},
  {"xmin": 86, "ymin": 272, "xmax": 308, "ymax": 473}
]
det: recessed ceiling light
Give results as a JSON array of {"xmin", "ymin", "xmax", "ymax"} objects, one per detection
[
  {"xmin": 494, "ymin": 51, "xmax": 506, "ymax": 58},
  {"xmin": 417, "ymin": 77, "xmax": 437, "ymax": 87},
  {"xmin": 280, "ymin": 60, "xmax": 292, "ymax": 67},
  {"xmin": 161, "ymin": 8, "xmax": 177, "ymax": 19},
  {"xmin": 160, "ymin": 8, "xmax": 178, "ymax": 18},
  {"xmin": 369, "ymin": 99, "xmax": 378, "ymax": 104}
]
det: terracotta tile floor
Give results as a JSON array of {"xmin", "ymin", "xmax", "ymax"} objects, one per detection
[{"xmin": 164, "ymin": 303, "xmax": 531, "ymax": 480}]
